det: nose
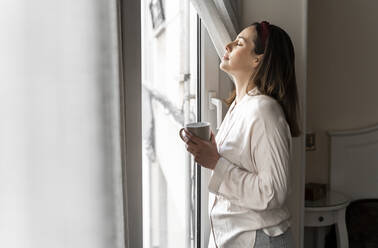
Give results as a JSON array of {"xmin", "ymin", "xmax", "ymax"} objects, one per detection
[{"xmin": 225, "ymin": 41, "xmax": 235, "ymax": 53}]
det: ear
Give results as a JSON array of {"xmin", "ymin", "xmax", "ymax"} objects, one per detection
[
  {"xmin": 253, "ymin": 54, "xmax": 264, "ymax": 63},
  {"xmin": 251, "ymin": 54, "xmax": 264, "ymax": 68}
]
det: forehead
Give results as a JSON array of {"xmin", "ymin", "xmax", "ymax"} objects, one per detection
[{"xmin": 237, "ymin": 26, "xmax": 257, "ymax": 45}]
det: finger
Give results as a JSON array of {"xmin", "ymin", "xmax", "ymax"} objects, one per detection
[
  {"xmin": 183, "ymin": 136, "xmax": 197, "ymax": 146},
  {"xmin": 185, "ymin": 142, "xmax": 197, "ymax": 151},
  {"xmin": 184, "ymin": 129, "xmax": 203, "ymax": 145},
  {"xmin": 186, "ymin": 145, "xmax": 198, "ymax": 156},
  {"xmin": 210, "ymin": 131, "xmax": 216, "ymax": 144},
  {"xmin": 194, "ymin": 156, "xmax": 202, "ymax": 165},
  {"xmin": 187, "ymin": 137, "xmax": 201, "ymax": 148},
  {"xmin": 194, "ymin": 156, "xmax": 199, "ymax": 163}
]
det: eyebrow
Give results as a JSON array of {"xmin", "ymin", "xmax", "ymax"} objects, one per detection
[{"xmin": 235, "ymin": 36, "xmax": 247, "ymax": 42}]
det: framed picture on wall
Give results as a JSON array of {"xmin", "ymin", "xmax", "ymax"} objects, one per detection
[{"xmin": 149, "ymin": 0, "xmax": 165, "ymax": 35}]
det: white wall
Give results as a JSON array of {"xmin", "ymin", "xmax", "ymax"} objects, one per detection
[{"xmin": 306, "ymin": 0, "xmax": 378, "ymax": 185}]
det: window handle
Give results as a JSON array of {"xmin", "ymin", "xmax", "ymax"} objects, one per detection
[{"xmin": 209, "ymin": 91, "xmax": 223, "ymax": 130}]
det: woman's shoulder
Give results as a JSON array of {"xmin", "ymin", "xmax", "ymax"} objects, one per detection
[
  {"xmin": 245, "ymin": 95, "xmax": 292, "ymax": 143},
  {"xmin": 245, "ymin": 94, "xmax": 285, "ymax": 121}
]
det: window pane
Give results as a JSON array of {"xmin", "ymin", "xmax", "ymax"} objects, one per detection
[{"xmin": 141, "ymin": 1, "xmax": 199, "ymax": 247}]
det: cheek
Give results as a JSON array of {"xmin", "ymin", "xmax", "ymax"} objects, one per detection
[
  {"xmin": 220, "ymin": 48, "xmax": 251, "ymax": 71},
  {"xmin": 232, "ymin": 49, "xmax": 251, "ymax": 65}
]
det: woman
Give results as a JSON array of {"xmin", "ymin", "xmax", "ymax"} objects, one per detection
[{"xmin": 180, "ymin": 21, "xmax": 301, "ymax": 247}]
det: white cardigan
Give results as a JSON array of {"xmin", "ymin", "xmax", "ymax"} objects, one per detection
[{"xmin": 207, "ymin": 86, "xmax": 292, "ymax": 248}]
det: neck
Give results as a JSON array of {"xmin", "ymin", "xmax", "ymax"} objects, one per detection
[{"xmin": 232, "ymin": 74, "xmax": 255, "ymax": 104}]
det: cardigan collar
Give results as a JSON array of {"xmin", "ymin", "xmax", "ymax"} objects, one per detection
[
  {"xmin": 229, "ymin": 86, "xmax": 261, "ymax": 112},
  {"xmin": 216, "ymin": 86, "xmax": 261, "ymax": 149},
  {"xmin": 247, "ymin": 86, "xmax": 261, "ymax": 96}
]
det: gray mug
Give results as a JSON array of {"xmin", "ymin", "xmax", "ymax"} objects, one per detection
[{"xmin": 179, "ymin": 122, "xmax": 211, "ymax": 142}]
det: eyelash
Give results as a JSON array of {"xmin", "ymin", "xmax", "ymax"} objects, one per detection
[{"xmin": 230, "ymin": 40, "xmax": 242, "ymax": 47}]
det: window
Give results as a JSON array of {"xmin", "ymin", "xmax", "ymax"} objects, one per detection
[
  {"xmin": 140, "ymin": 1, "xmax": 239, "ymax": 247},
  {"xmin": 141, "ymin": 1, "xmax": 200, "ymax": 247}
]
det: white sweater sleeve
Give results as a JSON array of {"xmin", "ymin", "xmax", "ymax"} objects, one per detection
[{"xmin": 208, "ymin": 116, "xmax": 291, "ymax": 211}]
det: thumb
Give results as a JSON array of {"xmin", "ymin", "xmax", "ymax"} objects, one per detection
[{"xmin": 210, "ymin": 131, "xmax": 216, "ymax": 144}]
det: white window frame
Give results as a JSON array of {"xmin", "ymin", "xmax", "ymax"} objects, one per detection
[
  {"xmin": 198, "ymin": 18, "xmax": 235, "ymax": 248},
  {"xmin": 198, "ymin": 19, "xmax": 219, "ymax": 248}
]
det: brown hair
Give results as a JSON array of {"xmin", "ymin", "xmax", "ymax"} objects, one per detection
[{"xmin": 224, "ymin": 22, "xmax": 302, "ymax": 137}]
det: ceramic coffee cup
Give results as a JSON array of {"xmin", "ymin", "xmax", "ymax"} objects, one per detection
[{"xmin": 179, "ymin": 122, "xmax": 211, "ymax": 142}]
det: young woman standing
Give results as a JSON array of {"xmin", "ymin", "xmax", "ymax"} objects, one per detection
[{"xmin": 180, "ymin": 21, "xmax": 301, "ymax": 247}]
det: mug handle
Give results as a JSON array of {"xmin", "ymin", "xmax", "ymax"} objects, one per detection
[{"xmin": 179, "ymin": 128, "xmax": 186, "ymax": 142}]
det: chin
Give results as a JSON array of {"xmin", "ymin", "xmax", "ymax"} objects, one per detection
[
  {"xmin": 219, "ymin": 62, "xmax": 229, "ymax": 72},
  {"xmin": 220, "ymin": 66, "xmax": 234, "ymax": 77}
]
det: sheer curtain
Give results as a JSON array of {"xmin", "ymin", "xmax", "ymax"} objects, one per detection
[
  {"xmin": 0, "ymin": 1, "xmax": 125, "ymax": 247},
  {"xmin": 189, "ymin": 0, "xmax": 240, "ymax": 59}
]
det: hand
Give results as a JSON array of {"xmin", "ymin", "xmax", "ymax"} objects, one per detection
[{"xmin": 179, "ymin": 128, "xmax": 220, "ymax": 170}]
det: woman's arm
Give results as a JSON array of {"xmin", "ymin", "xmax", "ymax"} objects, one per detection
[{"xmin": 208, "ymin": 117, "xmax": 292, "ymax": 211}]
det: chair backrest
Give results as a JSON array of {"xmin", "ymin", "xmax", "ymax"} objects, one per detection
[
  {"xmin": 327, "ymin": 124, "xmax": 378, "ymax": 200},
  {"xmin": 328, "ymin": 124, "xmax": 378, "ymax": 247}
]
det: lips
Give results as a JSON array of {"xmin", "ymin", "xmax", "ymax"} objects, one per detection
[{"xmin": 223, "ymin": 54, "xmax": 230, "ymax": 60}]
